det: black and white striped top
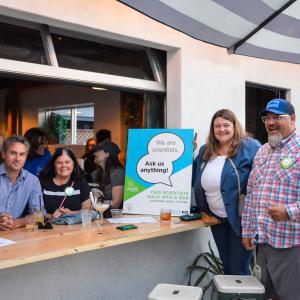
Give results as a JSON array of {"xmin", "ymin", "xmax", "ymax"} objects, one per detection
[{"xmin": 41, "ymin": 177, "xmax": 90, "ymax": 214}]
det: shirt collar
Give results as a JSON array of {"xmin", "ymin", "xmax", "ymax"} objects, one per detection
[
  {"xmin": 280, "ymin": 129, "xmax": 296, "ymax": 146},
  {"xmin": 0, "ymin": 163, "xmax": 26, "ymax": 179}
]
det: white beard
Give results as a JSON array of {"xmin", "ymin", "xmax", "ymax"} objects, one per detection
[{"xmin": 268, "ymin": 133, "xmax": 282, "ymax": 148}]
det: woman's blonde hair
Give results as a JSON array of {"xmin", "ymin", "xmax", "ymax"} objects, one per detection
[{"xmin": 203, "ymin": 109, "xmax": 245, "ymax": 160}]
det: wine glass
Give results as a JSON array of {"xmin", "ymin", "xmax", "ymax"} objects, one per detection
[{"xmin": 95, "ymin": 199, "xmax": 111, "ymax": 227}]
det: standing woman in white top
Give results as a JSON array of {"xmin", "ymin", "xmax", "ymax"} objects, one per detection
[{"xmin": 193, "ymin": 109, "xmax": 260, "ymax": 275}]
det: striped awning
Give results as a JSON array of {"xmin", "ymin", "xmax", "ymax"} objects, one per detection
[{"xmin": 118, "ymin": 0, "xmax": 300, "ymax": 64}]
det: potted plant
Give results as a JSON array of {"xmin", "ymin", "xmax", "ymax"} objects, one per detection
[{"xmin": 186, "ymin": 240, "xmax": 224, "ymax": 295}]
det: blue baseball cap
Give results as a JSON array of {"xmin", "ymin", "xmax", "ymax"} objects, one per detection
[{"xmin": 259, "ymin": 99, "xmax": 295, "ymax": 116}]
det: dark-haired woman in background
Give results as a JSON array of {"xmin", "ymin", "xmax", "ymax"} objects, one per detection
[
  {"xmin": 193, "ymin": 109, "xmax": 260, "ymax": 275},
  {"xmin": 24, "ymin": 127, "xmax": 51, "ymax": 176},
  {"xmin": 39, "ymin": 148, "xmax": 91, "ymax": 219},
  {"xmin": 81, "ymin": 137, "xmax": 97, "ymax": 160},
  {"xmin": 90, "ymin": 141, "xmax": 124, "ymax": 209}
]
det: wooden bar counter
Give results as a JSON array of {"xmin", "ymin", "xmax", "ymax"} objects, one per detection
[
  {"xmin": 0, "ymin": 214, "xmax": 218, "ymax": 300},
  {"xmin": 0, "ymin": 214, "xmax": 218, "ymax": 270}
]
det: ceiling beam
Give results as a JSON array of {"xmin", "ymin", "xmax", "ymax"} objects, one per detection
[{"xmin": 228, "ymin": 0, "xmax": 297, "ymax": 54}]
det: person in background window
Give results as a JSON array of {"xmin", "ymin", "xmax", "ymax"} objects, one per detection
[
  {"xmin": 90, "ymin": 141, "xmax": 124, "ymax": 209},
  {"xmin": 84, "ymin": 129, "xmax": 112, "ymax": 176},
  {"xmin": 39, "ymin": 148, "xmax": 91, "ymax": 219},
  {"xmin": 24, "ymin": 128, "xmax": 51, "ymax": 176},
  {"xmin": 193, "ymin": 109, "xmax": 261, "ymax": 275},
  {"xmin": 81, "ymin": 138, "xmax": 97, "ymax": 160}
]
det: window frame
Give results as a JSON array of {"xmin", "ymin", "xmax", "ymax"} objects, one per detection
[{"xmin": 39, "ymin": 104, "xmax": 95, "ymax": 145}]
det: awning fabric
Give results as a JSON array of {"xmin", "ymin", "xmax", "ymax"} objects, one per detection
[{"xmin": 118, "ymin": 0, "xmax": 300, "ymax": 64}]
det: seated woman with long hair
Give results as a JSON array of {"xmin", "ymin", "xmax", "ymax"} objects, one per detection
[
  {"xmin": 39, "ymin": 148, "xmax": 91, "ymax": 219},
  {"xmin": 90, "ymin": 141, "xmax": 125, "ymax": 209}
]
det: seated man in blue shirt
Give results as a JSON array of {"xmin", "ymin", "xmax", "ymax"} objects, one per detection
[{"xmin": 0, "ymin": 135, "xmax": 44, "ymax": 230}]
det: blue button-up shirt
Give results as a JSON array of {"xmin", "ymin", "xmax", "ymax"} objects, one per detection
[{"xmin": 0, "ymin": 164, "xmax": 43, "ymax": 219}]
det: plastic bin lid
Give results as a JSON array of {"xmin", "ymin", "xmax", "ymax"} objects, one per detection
[
  {"xmin": 213, "ymin": 275, "xmax": 265, "ymax": 293},
  {"xmin": 148, "ymin": 284, "xmax": 203, "ymax": 300}
]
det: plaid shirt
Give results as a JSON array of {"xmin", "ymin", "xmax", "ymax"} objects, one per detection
[{"xmin": 242, "ymin": 131, "xmax": 300, "ymax": 248}]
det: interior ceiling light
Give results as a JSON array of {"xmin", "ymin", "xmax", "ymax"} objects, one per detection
[{"xmin": 92, "ymin": 87, "xmax": 107, "ymax": 91}]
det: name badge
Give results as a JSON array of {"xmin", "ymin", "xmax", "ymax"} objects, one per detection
[
  {"xmin": 65, "ymin": 186, "xmax": 75, "ymax": 196},
  {"xmin": 279, "ymin": 156, "xmax": 294, "ymax": 169}
]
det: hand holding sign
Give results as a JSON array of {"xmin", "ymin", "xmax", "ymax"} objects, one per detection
[{"xmin": 137, "ymin": 133, "xmax": 184, "ymax": 186}]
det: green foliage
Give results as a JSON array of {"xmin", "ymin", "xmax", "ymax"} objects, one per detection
[
  {"xmin": 187, "ymin": 240, "xmax": 224, "ymax": 294},
  {"xmin": 42, "ymin": 112, "xmax": 68, "ymax": 144}
]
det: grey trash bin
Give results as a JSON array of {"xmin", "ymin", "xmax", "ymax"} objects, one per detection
[
  {"xmin": 211, "ymin": 275, "xmax": 265, "ymax": 300},
  {"xmin": 148, "ymin": 284, "xmax": 203, "ymax": 300}
]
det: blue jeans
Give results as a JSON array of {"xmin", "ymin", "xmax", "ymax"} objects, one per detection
[{"xmin": 211, "ymin": 218, "xmax": 252, "ymax": 275}]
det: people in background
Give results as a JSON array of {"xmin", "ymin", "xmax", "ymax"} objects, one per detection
[
  {"xmin": 0, "ymin": 135, "xmax": 44, "ymax": 230},
  {"xmin": 84, "ymin": 129, "xmax": 112, "ymax": 175},
  {"xmin": 90, "ymin": 141, "xmax": 124, "ymax": 209},
  {"xmin": 96, "ymin": 129, "xmax": 111, "ymax": 144},
  {"xmin": 242, "ymin": 99, "xmax": 300, "ymax": 300},
  {"xmin": 39, "ymin": 148, "xmax": 91, "ymax": 219},
  {"xmin": 81, "ymin": 137, "xmax": 97, "ymax": 160},
  {"xmin": 193, "ymin": 109, "xmax": 260, "ymax": 275},
  {"xmin": 24, "ymin": 127, "xmax": 51, "ymax": 176}
]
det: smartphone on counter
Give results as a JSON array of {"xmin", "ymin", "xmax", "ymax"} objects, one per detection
[
  {"xmin": 116, "ymin": 224, "xmax": 138, "ymax": 231},
  {"xmin": 180, "ymin": 213, "xmax": 202, "ymax": 221}
]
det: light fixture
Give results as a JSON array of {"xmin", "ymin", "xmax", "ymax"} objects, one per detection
[{"xmin": 92, "ymin": 87, "xmax": 107, "ymax": 91}]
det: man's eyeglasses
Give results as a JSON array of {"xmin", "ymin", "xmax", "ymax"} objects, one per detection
[
  {"xmin": 261, "ymin": 114, "xmax": 289, "ymax": 123},
  {"xmin": 37, "ymin": 222, "xmax": 53, "ymax": 229}
]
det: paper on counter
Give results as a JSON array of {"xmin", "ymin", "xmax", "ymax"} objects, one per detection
[
  {"xmin": 107, "ymin": 216, "xmax": 158, "ymax": 224},
  {"xmin": 0, "ymin": 237, "xmax": 16, "ymax": 247}
]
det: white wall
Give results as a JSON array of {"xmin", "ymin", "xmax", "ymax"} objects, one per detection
[{"xmin": 0, "ymin": 0, "xmax": 300, "ymax": 147}]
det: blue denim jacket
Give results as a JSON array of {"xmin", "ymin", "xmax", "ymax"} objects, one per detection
[{"xmin": 193, "ymin": 137, "xmax": 261, "ymax": 235}]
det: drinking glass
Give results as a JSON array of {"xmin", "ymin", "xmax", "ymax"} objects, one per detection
[
  {"xmin": 26, "ymin": 214, "xmax": 38, "ymax": 231},
  {"xmin": 95, "ymin": 199, "xmax": 111, "ymax": 228},
  {"xmin": 160, "ymin": 209, "xmax": 171, "ymax": 222}
]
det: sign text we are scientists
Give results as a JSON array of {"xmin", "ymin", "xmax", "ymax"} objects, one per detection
[{"xmin": 123, "ymin": 129, "xmax": 194, "ymax": 216}]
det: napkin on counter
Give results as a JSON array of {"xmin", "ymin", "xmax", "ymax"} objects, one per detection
[
  {"xmin": 52, "ymin": 211, "xmax": 98, "ymax": 225},
  {"xmin": 0, "ymin": 237, "xmax": 16, "ymax": 246}
]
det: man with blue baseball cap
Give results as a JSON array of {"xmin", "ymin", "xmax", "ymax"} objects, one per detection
[
  {"xmin": 242, "ymin": 99, "xmax": 300, "ymax": 300},
  {"xmin": 259, "ymin": 98, "xmax": 295, "ymax": 117}
]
